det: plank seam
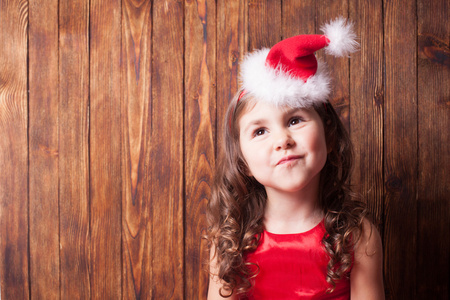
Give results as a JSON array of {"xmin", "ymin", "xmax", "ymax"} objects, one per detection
[
  {"xmin": 27, "ymin": 1, "xmax": 31, "ymax": 298},
  {"xmin": 414, "ymin": 2, "xmax": 419, "ymax": 298},
  {"xmin": 380, "ymin": 0, "xmax": 388, "ymax": 295},
  {"xmin": 88, "ymin": 0, "xmax": 92, "ymax": 298},
  {"xmin": 149, "ymin": 0, "xmax": 154, "ymax": 296},
  {"xmin": 57, "ymin": 0, "xmax": 62, "ymax": 298},
  {"xmin": 119, "ymin": 1, "xmax": 124, "ymax": 299},
  {"xmin": 182, "ymin": 1, "xmax": 186, "ymax": 298}
]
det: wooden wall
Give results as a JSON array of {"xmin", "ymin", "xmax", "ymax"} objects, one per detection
[{"xmin": 0, "ymin": 0, "xmax": 448, "ymax": 299}]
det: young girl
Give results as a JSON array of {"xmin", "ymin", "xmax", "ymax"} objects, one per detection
[{"xmin": 206, "ymin": 18, "xmax": 384, "ymax": 299}]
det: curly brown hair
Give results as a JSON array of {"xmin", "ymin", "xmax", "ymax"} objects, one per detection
[{"xmin": 206, "ymin": 89, "xmax": 368, "ymax": 297}]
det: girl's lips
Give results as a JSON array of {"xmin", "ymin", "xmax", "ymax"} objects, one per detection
[{"xmin": 277, "ymin": 155, "xmax": 303, "ymax": 165}]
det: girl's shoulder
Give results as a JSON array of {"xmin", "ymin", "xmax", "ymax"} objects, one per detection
[
  {"xmin": 354, "ymin": 218, "xmax": 382, "ymax": 254},
  {"xmin": 350, "ymin": 218, "xmax": 385, "ymax": 299}
]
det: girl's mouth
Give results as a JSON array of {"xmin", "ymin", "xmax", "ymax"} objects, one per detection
[{"xmin": 277, "ymin": 155, "xmax": 303, "ymax": 165}]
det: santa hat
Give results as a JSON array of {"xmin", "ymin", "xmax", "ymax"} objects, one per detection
[{"xmin": 239, "ymin": 17, "xmax": 358, "ymax": 107}]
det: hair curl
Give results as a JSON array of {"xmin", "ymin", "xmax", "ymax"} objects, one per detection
[{"xmin": 206, "ymin": 90, "xmax": 368, "ymax": 296}]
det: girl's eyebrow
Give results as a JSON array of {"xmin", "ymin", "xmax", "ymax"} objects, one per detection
[
  {"xmin": 283, "ymin": 107, "xmax": 304, "ymax": 115},
  {"xmin": 242, "ymin": 119, "xmax": 267, "ymax": 134}
]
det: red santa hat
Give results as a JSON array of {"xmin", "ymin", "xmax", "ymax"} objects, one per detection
[{"xmin": 239, "ymin": 17, "xmax": 358, "ymax": 107}]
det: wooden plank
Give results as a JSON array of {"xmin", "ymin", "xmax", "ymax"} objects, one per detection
[
  {"xmin": 121, "ymin": 0, "xmax": 153, "ymax": 298},
  {"xmin": 184, "ymin": 0, "xmax": 216, "ymax": 298},
  {"xmin": 348, "ymin": 0, "xmax": 384, "ymax": 226},
  {"xmin": 59, "ymin": 0, "xmax": 91, "ymax": 298},
  {"xmin": 216, "ymin": 0, "xmax": 247, "ymax": 144},
  {"xmin": 28, "ymin": 0, "xmax": 59, "ymax": 298},
  {"xmin": 383, "ymin": 0, "xmax": 417, "ymax": 299},
  {"xmin": 151, "ymin": 0, "xmax": 184, "ymax": 298},
  {"xmin": 89, "ymin": 0, "xmax": 122, "ymax": 298},
  {"xmin": 316, "ymin": 1, "xmax": 351, "ymax": 130},
  {"xmin": 248, "ymin": 0, "xmax": 281, "ymax": 50},
  {"xmin": 417, "ymin": 0, "xmax": 449, "ymax": 298},
  {"xmin": 282, "ymin": 0, "xmax": 315, "ymax": 38},
  {"xmin": 0, "ymin": 0, "xmax": 29, "ymax": 298},
  {"xmin": 211, "ymin": 1, "xmax": 248, "ymax": 293}
]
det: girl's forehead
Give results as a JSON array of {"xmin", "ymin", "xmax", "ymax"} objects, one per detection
[{"xmin": 240, "ymin": 99, "xmax": 313, "ymax": 117}]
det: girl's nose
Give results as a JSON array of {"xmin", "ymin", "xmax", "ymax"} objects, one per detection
[{"xmin": 274, "ymin": 130, "xmax": 295, "ymax": 150}]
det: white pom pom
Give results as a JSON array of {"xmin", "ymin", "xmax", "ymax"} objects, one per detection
[{"xmin": 321, "ymin": 16, "xmax": 359, "ymax": 57}]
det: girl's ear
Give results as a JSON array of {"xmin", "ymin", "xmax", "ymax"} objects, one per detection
[
  {"xmin": 327, "ymin": 144, "xmax": 333, "ymax": 154},
  {"xmin": 238, "ymin": 159, "xmax": 253, "ymax": 177},
  {"xmin": 243, "ymin": 163, "xmax": 253, "ymax": 177}
]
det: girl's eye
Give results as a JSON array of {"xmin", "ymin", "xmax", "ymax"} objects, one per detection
[
  {"xmin": 289, "ymin": 117, "xmax": 303, "ymax": 126},
  {"xmin": 253, "ymin": 128, "xmax": 266, "ymax": 137}
]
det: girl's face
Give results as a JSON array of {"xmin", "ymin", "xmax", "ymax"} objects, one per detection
[{"xmin": 238, "ymin": 100, "xmax": 328, "ymax": 195}]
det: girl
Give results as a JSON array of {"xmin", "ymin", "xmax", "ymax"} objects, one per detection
[{"xmin": 206, "ymin": 18, "xmax": 384, "ymax": 299}]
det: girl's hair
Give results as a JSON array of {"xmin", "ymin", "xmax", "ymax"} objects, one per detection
[{"xmin": 206, "ymin": 89, "xmax": 368, "ymax": 296}]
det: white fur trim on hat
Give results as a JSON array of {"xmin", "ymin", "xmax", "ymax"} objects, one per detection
[{"xmin": 240, "ymin": 49, "xmax": 331, "ymax": 108}]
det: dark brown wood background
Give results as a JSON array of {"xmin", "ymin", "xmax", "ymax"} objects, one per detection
[{"xmin": 0, "ymin": 0, "xmax": 448, "ymax": 299}]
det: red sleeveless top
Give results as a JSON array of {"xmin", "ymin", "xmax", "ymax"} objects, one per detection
[{"xmin": 242, "ymin": 220, "xmax": 350, "ymax": 299}]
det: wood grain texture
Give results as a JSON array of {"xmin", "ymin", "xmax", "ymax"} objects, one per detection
[
  {"xmin": 151, "ymin": 0, "xmax": 184, "ymax": 298},
  {"xmin": 28, "ymin": 0, "xmax": 59, "ymax": 298},
  {"xmin": 184, "ymin": 0, "xmax": 216, "ymax": 298},
  {"xmin": 282, "ymin": 0, "xmax": 315, "ymax": 38},
  {"xmin": 248, "ymin": 0, "xmax": 281, "ymax": 50},
  {"xmin": 383, "ymin": 1, "xmax": 418, "ymax": 299},
  {"xmin": 316, "ymin": 1, "xmax": 351, "ymax": 130},
  {"xmin": 121, "ymin": 0, "xmax": 153, "ymax": 298},
  {"xmin": 417, "ymin": 0, "xmax": 449, "ymax": 298},
  {"xmin": 349, "ymin": 0, "xmax": 384, "ymax": 225},
  {"xmin": 0, "ymin": 2, "xmax": 449, "ymax": 299},
  {"xmin": 216, "ymin": 0, "xmax": 247, "ymax": 145},
  {"xmin": 0, "ymin": 0, "xmax": 29, "ymax": 299},
  {"xmin": 59, "ymin": 0, "xmax": 91, "ymax": 298},
  {"xmin": 89, "ymin": 0, "xmax": 122, "ymax": 298}
]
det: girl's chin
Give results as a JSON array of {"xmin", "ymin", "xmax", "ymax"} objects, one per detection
[
  {"xmin": 263, "ymin": 176, "xmax": 320, "ymax": 194},
  {"xmin": 265, "ymin": 183, "xmax": 311, "ymax": 194}
]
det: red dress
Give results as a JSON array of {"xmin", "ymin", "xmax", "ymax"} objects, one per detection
[{"xmin": 242, "ymin": 220, "xmax": 350, "ymax": 299}]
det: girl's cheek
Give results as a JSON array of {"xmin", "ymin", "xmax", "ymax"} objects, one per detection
[{"xmin": 305, "ymin": 130, "xmax": 324, "ymax": 149}]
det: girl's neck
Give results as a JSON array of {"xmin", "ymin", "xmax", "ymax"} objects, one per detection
[{"xmin": 263, "ymin": 174, "xmax": 323, "ymax": 234}]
